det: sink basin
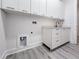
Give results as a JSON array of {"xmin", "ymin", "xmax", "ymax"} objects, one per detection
[{"xmin": 55, "ymin": 20, "xmax": 64, "ymax": 27}]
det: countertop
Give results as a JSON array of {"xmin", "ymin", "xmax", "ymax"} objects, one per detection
[{"xmin": 42, "ymin": 26, "xmax": 71, "ymax": 29}]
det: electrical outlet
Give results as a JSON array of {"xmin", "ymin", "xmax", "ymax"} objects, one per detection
[{"xmin": 32, "ymin": 20, "xmax": 37, "ymax": 24}]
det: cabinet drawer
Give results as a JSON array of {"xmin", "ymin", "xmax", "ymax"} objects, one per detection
[
  {"xmin": 52, "ymin": 32, "xmax": 60, "ymax": 39},
  {"xmin": 52, "ymin": 29, "xmax": 61, "ymax": 34},
  {"xmin": 52, "ymin": 28, "xmax": 60, "ymax": 31},
  {"xmin": 52, "ymin": 39, "xmax": 61, "ymax": 49},
  {"xmin": 52, "ymin": 39, "xmax": 60, "ymax": 45}
]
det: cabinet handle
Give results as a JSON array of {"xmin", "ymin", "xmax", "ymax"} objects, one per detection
[
  {"xmin": 56, "ymin": 40, "xmax": 59, "ymax": 42},
  {"xmin": 7, "ymin": 7, "xmax": 15, "ymax": 9}
]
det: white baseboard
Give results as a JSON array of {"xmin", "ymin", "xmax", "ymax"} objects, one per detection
[{"xmin": 2, "ymin": 41, "xmax": 42, "ymax": 59}]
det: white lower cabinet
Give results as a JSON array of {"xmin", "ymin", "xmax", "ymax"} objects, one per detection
[{"xmin": 42, "ymin": 27, "xmax": 70, "ymax": 50}]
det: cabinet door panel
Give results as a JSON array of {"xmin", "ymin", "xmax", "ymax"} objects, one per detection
[
  {"xmin": 18, "ymin": 0, "xmax": 30, "ymax": 13},
  {"xmin": 52, "ymin": 38, "xmax": 61, "ymax": 49},
  {"xmin": 47, "ymin": 0, "xmax": 64, "ymax": 18},
  {"xmin": 61, "ymin": 29, "xmax": 70, "ymax": 42},
  {"xmin": 31, "ymin": 0, "xmax": 46, "ymax": 16},
  {"xmin": 40, "ymin": 0, "xmax": 46, "ymax": 16},
  {"xmin": 47, "ymin": 0, "xmax": 55, "ymax": 17},
  {"xmin": 2, "ymin": 0, "xmax": 17, "ymax": 10},
  {"xmin": 31, "ymin": 0, "xmax": 40, "ymax": 15}
]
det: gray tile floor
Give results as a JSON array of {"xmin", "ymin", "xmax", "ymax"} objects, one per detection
[{"xmin": 6, "ymin": 43, "xmax": 79, "ymax": 59}]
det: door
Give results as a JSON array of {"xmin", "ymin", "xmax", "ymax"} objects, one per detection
[
  {"xmin": 18, "ymin": 0, "xmax": 31, "ymax": 13},
  {"xmin": 2, "ymin": 0, "xmax": 17, "ymax": 11}
]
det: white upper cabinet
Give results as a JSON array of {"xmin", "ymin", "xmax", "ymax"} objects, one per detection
[
  {"xmin": 18, "ymin": 0, "xmax": 31, "ymax": 13},
  {"xmin": 31, "ymin": 0, "xmax": 46, "ymax": 16},
  {"xmin": 47, "ymin": 0, "xmax": 56, "ymax": 18},
  {"xmin": 31, "ymin": 0, "xmax": 40, "ymax": 15},
  {"xmin": 1, "ymin": 0, "xmax": 64, "ymax": 18},
  {"xmin": 47, "ymin": 0, "xmax": 65, "ymax": 19},
  {"xmin": 2, "ymin": 0, "xmax": 18, "ymax": 11},
  {"xmin": 39, "ymin": 0, "xmax": 46, "ymax": 16}
]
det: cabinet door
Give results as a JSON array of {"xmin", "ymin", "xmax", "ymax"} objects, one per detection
[
  {"xmin": 40, "ymin": 0, "xmax": 46, "ymax": 16},
  {"xmin": 2, "ymin": 0, "xmax": 17, "ymax": 11},
  {"xmin": 31, "ymin": 0, "xmax": 46, "ymax": 16},
  {"xmin": 31, "ymin": 0, "xmax": 40, "ymax": 15},
  {"xmin": 61, "ymin": 29, "xmax": 70, "ymax": 44},
  {"xmin": 47, "ymin": 0, "xmax": 55, "ymax": 18},
  {"xmin": 47, "ymin": 0, "xmax": 64, "ymax": 19},
  {"xmin": 18, "ymin": 0, "xmax": 30, "ymax": 13}
]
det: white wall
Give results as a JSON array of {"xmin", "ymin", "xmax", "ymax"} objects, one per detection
[
  {"xmin": 3, "ymin": 13, "xmax": 56, "ymax": 49},
  {"xmin": 0, "ymin": 10, "xmax": 6, "ymax": 58},
  {"xmin": 64, "ymin": 0, "xmax": 77, "ymax": 44}
]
